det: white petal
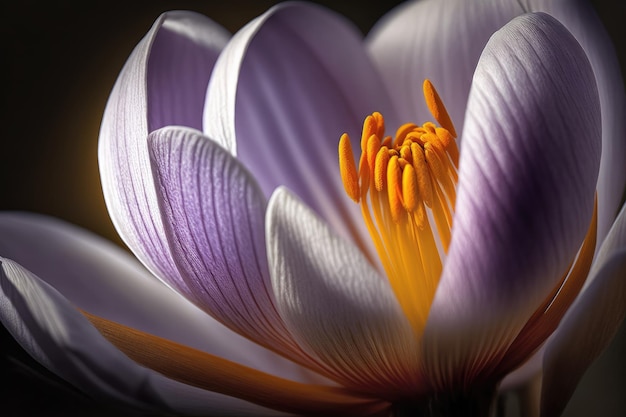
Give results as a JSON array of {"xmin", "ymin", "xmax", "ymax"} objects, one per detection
[
  {"xmin": 0, "ymin": 212, "xmax": 319, "ymax": 384},
  {"xmin": 367, "ymin": 0, "xmax": 521, "ymax": 134},
  {"xmin": 204, "ymin": 2, "xmax": 396, "ymax": 260},
  {"xmin": 266, "ymin": 187, "xmax": 422, "ymax": 398},
  {"xmin": 0, "ymin": 258, "xmax": 283, "ymax": 416}
]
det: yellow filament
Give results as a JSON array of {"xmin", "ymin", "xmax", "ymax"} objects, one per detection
[
  {"xmin": 83, "ymin": 312, "xmax": 387, "ymax": 416},
  {"xmin": 337, "ymin": 79, "xmax": 459, "ymax": 336}
]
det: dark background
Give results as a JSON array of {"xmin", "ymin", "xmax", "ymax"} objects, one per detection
[{"xmin": 0, "ymin": 1, "xmax": 624, "ymax": 416}]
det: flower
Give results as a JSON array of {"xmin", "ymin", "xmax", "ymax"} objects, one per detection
[{"xmin": 1, "ymin": 1, "xmax": 625, "ymax": 416}]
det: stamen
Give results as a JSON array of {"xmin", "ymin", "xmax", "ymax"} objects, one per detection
[
  {"xmin": 402, "ymin": 165, "xmax": 419, "ymax": 212},
  {"xmin": 423, "ymin": 79, "xmax": 457, "ymax": 138},
  {"xmin": 339, "ymin": 133, "xmax": 360, "ymax": 202},
  {"xmin": 387, "ymin": 156, "xmax": 403, "ymax": 223},
  {"xmin": 337, "ymin": 80, "xmax": 459, "ymax": 336},
  {"xmin": 374, "ymin": 147, "xmax": 390, "ymax": 192}
]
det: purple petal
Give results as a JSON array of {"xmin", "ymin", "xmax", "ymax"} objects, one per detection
[
  {"xmin": 99, "ymin": 11, "xmax": 228, "ymax": 286},
  {"xmin": 367, "ymin": 0, "xmax": 521, "ymax": 136},
  {"xmin": 204, "ymin": 2, "xmax": 395, "ymax": 254},
  {"xmin": 0, "ymin": 212, "xmax": 320, "ymax": 384},
  {"xmin": 369, "ymin": 0, "xmax": 626, "ymax": 244},
  {"xmin": 422, "ymin": 13, "xmax": 601, "ymax": 389},
  {"xmin": 0, "ymin": 258, "xmax": 285, "ymax": 416},
  {"xmin": 147, "ymin": 11, "xmax": 230, "ymax": 132},
  {"xmin": 527, "ymin": 0, "xmax": 626, "ymax": 244},
  {"xmin": 541, "ymin": 203, "xmax": 626, "ymax": 416},
  {"xmin": 265, "ymin": 187, "xmax": 422, "ymax": 397},
  {"xmin": 147, "ymin": 126, "xmax": 314, "ymax": 369}
]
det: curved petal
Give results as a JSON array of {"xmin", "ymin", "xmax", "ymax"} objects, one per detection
[
  {"xmin": 204, "ymin": 2, "xmax": 396, "ymax": 257},
  {"xmin": 147, "ymin": 126, "xmax": 316, "ymax": 369},
  {"xmin": 0, "ymin": 258, "xmax": 285, "ymax": 416},
  {"xmin": 98, "ymin": 11, "xmax": 229, "ymax": 285},
  {"xmin": 366, "ymin": 0, "xmax": 521, "ymax": 136},
  {"xmin": 541, "ymin": 203, "xmax": 626, "ymax": 416},
  {"xmin": 368, "ymin": 0, "xmax": 626, "ymax": 243},
  {"xmin": 265, "ymin": 187, "xmax": 422, "ymax": 399},
  {"xmin": 527, "ymin": 0, "xmax": 626, "ymax": 243},
  {"xmin": 0, "ymin": 212, "xmax": 318, "ymax": 384},
  {"xmin": 422, "ymin": 13, "xmax": 601, "ymax": 390}
]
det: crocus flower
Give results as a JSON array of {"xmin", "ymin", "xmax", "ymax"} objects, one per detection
[{"xmin": 1, "ymin": 1, "xmax": 625, "ymax": 416}]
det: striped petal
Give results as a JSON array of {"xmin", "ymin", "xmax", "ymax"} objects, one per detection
[
  {"xmin": 527, "ymin": 0, "xmax": 626, "ymax": 243},
  {"xmin": 541, "ymin": 203, "xmax": 626, "ymax": 416},
  {"xmin": 366, "ymin": 0, "xmax": 521, "ymax": 138},
  {"xmin": 0, "ymin": 212, "xmax": 315, "ymax": 383},
  {"xmin": 203, "ymin": 2, "xmax": 395, "ymax": 257},
  {"xmin": 147, "ymin": 126, "xmax": 319, "ymax": 370},
  {"xmin": 368, "ymin": 0, "xmax": 626, "ymax": 244},
  {"xmin": 0, "ymin": 258, "xmax": 286, "ymax": 416},
  {"xmin": 265, "ymin": 187, "xmax": 422, "ymax": 399},
  {"xmin": 98, "ymin": 11, "xmax": 229, "ymax": 287},
  {"xmin": 422, "ymin": 13, "xmax": 601, "ymax": 390}
]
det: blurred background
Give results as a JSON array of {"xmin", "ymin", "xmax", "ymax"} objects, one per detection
[{"xmin": 0, "ymin": 0, "xmax": 624, "ymax": 415}]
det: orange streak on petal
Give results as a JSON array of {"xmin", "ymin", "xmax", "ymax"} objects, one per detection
[{"xmin": 82, "ymin": 312, "xmax": 388, "ymax": 416}]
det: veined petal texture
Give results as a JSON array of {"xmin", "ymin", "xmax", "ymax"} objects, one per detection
[
  {"xmin": 204, "ymin": 2, "xmax": 396, "ymax": 258},
  {"xmin": 148, "ymin": 126, "xmax": 318, "ymax": 370},
  {"xmin": 266, "ymin": 187, "xmax": 421, "ymax": 399},
  {"xmin": 423, "ymin": 12, "xmax": 601, "ymax": 390},
  {"xmin": 99, "ymin": 11, "xmax": 229, "ymax": 285}
]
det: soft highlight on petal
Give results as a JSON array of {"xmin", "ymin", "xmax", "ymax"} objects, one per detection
[
  {"xmin": 423, "ymin": 12, "xmax": 601, "ymax": 390},
  {"xmin": 148, "ymin": 126, "xmax": 321, "ymax": 372},
  {"xmin": 367, "ymin": 0, "xmax": 521, "ymax": 135},
  {"xmin": 266, "ymin": 187, "xmax": 422, "ymax": 399},
  {"xmin": 99, "ymin": 11, "xmax": 228, "ymax": 289},
  {"xmin": 0, "ymin": 212, "xmax": 317, "ymax": 383},
  {"xmin": 528, "ymin": 0, "xmax": 626, "ymax": 243},
  {"xmin": 0, "ymin": 259, "xmax": 286, "ymax": 416},
  {"xmin": 204, "ymin": 2, "xmax": 396, "ymax": 259}
]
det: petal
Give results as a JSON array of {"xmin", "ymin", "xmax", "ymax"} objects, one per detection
[
  {"xmin": 265, "ymin": 187, "xmax": 422, "ymax": 399},
  {"xmin": 204, "ymin": 2, "xmax": 395, "ymax": 256},
  {"xmin": 422, "ymin": 13, "xmax": 601, "ymax": 389},
  {"xmin": 541, "ymin": 203, "xmax": 626, "ymax": 416},
  {"xmin": 528, "ymin": 0, "xmax": 626, "ymax": 244},
  {"xmin": 368, "ymin": 0, "xmax": 626, "ymax": 244},
  {"xmin": 0, "ymin": 258, "xmax": 283, "ymax": 416},
  {"xmin": 146, "ymin": 11, "xmax": 230, "ymax": 132},
  {"xmin": 366, "ymin": 0, "xmax": 521, "ymax": 135},
  {"xmin": 0, "ymin": 212, "xmax": 317, "ymax": 384},
  {"xmin": 147, "ymin": 126, "xmax": 315, "ymax": 370},
  {"xmin": 98, "ymin": 11, "xmax": 229, "ymax": 286}
]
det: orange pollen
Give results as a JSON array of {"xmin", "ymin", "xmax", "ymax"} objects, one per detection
[{"xmin": 338, "ymin": 80, "xmax": 459, "ymax": 335}]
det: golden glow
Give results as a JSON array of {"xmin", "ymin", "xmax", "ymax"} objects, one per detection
[{"xmin": 338, "ymin": 80, "xmax": 459, "ymax": 335}]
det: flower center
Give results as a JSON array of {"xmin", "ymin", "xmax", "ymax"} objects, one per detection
[{"xmin": 338, "ymin": 80, "xmax": 460, "ymax": 335}]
